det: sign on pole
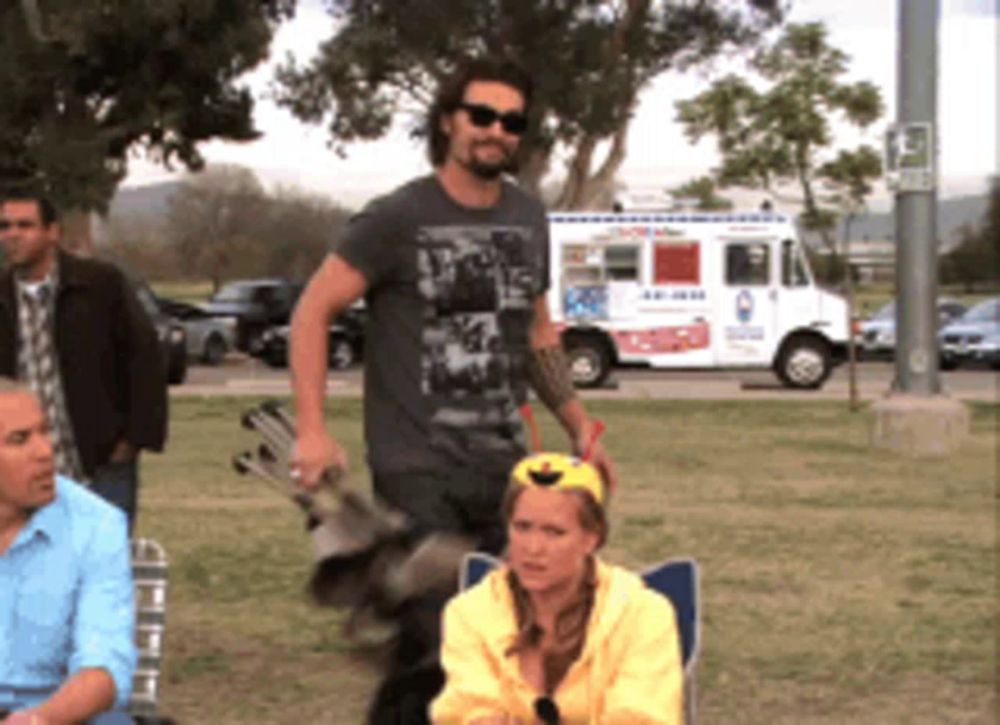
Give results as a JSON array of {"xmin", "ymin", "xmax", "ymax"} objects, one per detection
[{"xmin": 885, "ymin": 122, "xmax": 936, "ymax": 192}]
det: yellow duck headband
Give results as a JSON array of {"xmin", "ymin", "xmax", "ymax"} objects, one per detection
[
  {"xmin": 515, "ymin": 404, "xmax": 607, "ymax": 504},
  {"xmin": 511, "ymin": 452, "xmax": 606, "ymax": 506}
]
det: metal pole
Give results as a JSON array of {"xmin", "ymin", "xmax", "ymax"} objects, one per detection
[
  {"xmin": 843, "ymin": 214, "xmax": 859, "ymax": 411},
  {"xmin": 894, "ymin": 0, "xmax": 940, "ymax": 395}
]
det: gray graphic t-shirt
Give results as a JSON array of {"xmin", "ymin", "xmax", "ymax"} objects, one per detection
[{"xmin": 334, "ymin": 175, "xmax": 550, "ymax": 476}]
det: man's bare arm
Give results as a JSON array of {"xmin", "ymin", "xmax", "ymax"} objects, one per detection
[
  {"xmin": 289, "ymin": 253, "xmax": 367, "ymax": 486},
  {"xmin": 19, "ymin": 667, "xmax": 116, "ymax": 724},
  {"xmin": 527, "ymin": 296, "xmax": 618, "ymax": 490}
]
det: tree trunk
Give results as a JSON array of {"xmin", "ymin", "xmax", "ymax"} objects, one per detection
[
  {"xmin": 516, "ymin": 146, "xmax": 552, "ymax": 198},
  {"xmin": 549, "ymin": 0, "xmax": 649, "ymax": 211},
  {"xmin": 572, "ymin": 123, "xmax": 630, "ymax": 210},
  {"xmin": 60, "ymin": 209, "xmax": 94, "ymax": 256},
  {"xmin": 553, "ymin": 136, "xmax": 597, "ymax": 210}
]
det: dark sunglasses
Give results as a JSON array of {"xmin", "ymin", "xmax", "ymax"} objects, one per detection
[
  {"xmin": 456, "ymin": 102, "xmax": 528, "ymax": 136},
  {"xmin": 0, "ymin": 220, "xmax": 40, "ymax": 231}
]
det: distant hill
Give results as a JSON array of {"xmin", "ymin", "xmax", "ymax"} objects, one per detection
[
  {"xmin": 109, "ymin": 181, "xmax": 183, "ymax": 221},
  {"xmin": 110, "ymin": 182, "xmax": 988, "ymax": 251},
  {"xmin": 804, "ymin": 193, "xmax": 989, "ymax": 248}
]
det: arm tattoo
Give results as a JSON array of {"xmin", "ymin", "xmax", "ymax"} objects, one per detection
[{"xmin": 527, "ymin": 344, "xmax": 577, "ymax": 412}]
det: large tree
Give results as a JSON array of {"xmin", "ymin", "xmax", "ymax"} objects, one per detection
[
  {"xmin": 165, "ymin": 164, "xmax": 350, "ymax": 289},
  {"xmin": 273, "ymin": 0, "xmax": 782, "ymax": 210},
  {"xmin": 670, "ymin": 175, "xmax": 733, "ymax": 210},
  {"xmin": 0, "ymin": 0, "xmax": 294, "ymax": 251},
  {"xmin": 676, "ymin": 22, "xmax": 883, "ymax": 253},
  {"xmin": 166, "ymin": 165, "xmax": 269, "ymax": 292}
]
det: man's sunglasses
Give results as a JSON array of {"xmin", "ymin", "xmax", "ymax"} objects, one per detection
[{"xmin": 456, "ymin": 102, "xmax": 528, "ymax": 136}]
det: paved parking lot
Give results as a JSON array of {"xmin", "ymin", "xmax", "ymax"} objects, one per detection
[{"xmin": 175, "ymin": 356, "xmax": 998, "ymax": 402}]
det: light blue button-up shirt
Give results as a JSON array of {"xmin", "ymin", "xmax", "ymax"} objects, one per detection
[{"xmin": 0, "ymin": 476, "xmax": 136, "ymax": 712}]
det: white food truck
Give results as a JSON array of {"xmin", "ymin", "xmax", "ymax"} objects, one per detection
[{"xmin": 548, "ymin": 211, "xmax": 849, "ymax": 389}]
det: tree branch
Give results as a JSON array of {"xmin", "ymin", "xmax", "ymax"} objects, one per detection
[
  {"xmin": 554, "ymin": 136, "xmax": 597, "ymax": 210},
  {"xmin": 575, "ymin": 120, "xmax": 631, "ymax": 209},
  {"xmin": 20, "ymin": 0, "xmax": 49, "ymax": 42}
]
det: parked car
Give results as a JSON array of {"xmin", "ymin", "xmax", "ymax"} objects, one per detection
[
  {"xmin": 251, "ymin": 302, "xmax": 366, "ymax": 369},
  {"xmin": 131, "ymin": 280, "xmax": 188, "ymax": 385},
  {"xmin": 938, "ymin": 297, "xmax": 1000, "ymax": 369},
  {"xmin": 200, "ymin": 278, "xmax": 304, "ymax": 351},
  {"xmin": 157, "ymin": 297, "xmax": 237, "ymax": 365},
  {"xmin": 859, "ymin": 298, "xmax": 967, "ymax": 358}
]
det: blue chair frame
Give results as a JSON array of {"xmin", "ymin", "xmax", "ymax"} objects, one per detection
[{"xmin": 459, "ymin": 552, "xmax": 701, "ymax": 724}]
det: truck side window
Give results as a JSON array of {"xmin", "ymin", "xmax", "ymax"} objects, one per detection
[
  {"xmin": 605, "ymin": 245, "xmax": 640, "ymax": 281},
  {"xmin": 726, "ymin": 243, "xmax": 770, "ymax": 286},
  {"xmin": 781, "ymin": 240, "xmax": 809, "ymax": 287}
]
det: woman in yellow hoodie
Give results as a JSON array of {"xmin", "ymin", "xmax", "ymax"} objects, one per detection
[{"xmin": 431, "ymin": 452, "xmax": 683, "ymax": 724}]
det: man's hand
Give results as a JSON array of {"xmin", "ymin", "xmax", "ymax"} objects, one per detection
[
  {"xmin": 108, "ymin": 439, "xmax": 136, "ymax": 464},
  {"xmin": 291, "ymin": 430, "xmax": 348, "ymax": 490},
  {"xmin": 574, "ymin": 421, "xmax": 619, "ymax": 495}
]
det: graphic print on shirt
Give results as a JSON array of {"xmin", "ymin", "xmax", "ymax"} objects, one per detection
[{"xmin": 417, "ymin": 225, "xmax": 539, "ymax": 456}]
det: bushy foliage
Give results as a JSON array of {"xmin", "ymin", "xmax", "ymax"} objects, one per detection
[
  {"xmin": 0, "ymin": 0, "xmax": 294, "ymax": 213},
  {"xmin": 273, "ymin": 0, "xmax": 781, "ymax": 209}
]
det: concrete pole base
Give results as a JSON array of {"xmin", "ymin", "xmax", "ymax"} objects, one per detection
[{"xmin": 871, "ymin": 394, "xmax": 970, "ymax": 457}]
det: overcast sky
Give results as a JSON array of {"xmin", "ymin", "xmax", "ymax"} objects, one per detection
[{"xmin": 124, "ymin": 0, "xmax": 998, "ymax": 211}]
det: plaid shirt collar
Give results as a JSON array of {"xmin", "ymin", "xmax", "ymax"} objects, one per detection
[{"xmin": 14, "ymin": 256, "xmax": 60, "ymax": 301}]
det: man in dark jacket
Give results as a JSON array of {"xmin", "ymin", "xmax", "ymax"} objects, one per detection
[{"xmin": 0, "ymin": 191, "xmax": 167, "ymax": 529}]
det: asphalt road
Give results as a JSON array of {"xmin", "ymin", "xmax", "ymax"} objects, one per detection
[{"xmin": 175, "ymin": 356, "xmax": 998, "ymax": 402}]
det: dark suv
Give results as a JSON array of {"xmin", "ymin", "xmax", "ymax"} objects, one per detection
[
  {"xmin": 200, "ymin": 278, "xmax": 303, "ymax": 351},
  {"xmin": 251, "ymin": 302, "xmax": 366, "ymax": 369}
]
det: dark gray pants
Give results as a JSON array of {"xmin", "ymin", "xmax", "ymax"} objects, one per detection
[
  {"xmin": 366, "ymin": 465, "xmax": 510, "ymax": 725},
  {"xmin": 90, "ymin": 459, "xmax": 139, "ymax": 534}
]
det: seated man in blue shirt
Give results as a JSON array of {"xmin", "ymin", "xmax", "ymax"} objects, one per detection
[{"xmin": 0, "ymin": 378, "xmax": 137, "ymax": 724}]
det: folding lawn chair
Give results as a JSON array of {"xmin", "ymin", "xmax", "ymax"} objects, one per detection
[{"xmin": 128, "ymin": 538, "xmax": 173, "ymax": 725}]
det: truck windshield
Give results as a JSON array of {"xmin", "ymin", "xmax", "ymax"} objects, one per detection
[{"xmin": 781, "ymin": 240, "xmax": 810, "ymax": 287}]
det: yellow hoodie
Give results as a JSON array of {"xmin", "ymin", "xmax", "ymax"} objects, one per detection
[{"xmin": 431, "ymin": 558, "xmax": 683, "ymax": 724}]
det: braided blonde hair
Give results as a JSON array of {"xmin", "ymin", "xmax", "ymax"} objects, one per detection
[{"xmin": 501, "ymin": 485, "xmax": 607, "ymax": 694}]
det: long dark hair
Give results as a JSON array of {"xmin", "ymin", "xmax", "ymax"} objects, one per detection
[
  {"xmin": 426, "ymin": 57, "xmax": 534, "ymax": 167},
  {"xmin": 502, "ymin": 485, "xmax": 607, "ymax": 694}
]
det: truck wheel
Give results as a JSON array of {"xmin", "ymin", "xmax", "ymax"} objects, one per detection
[
  {"xmin": 202, "ymin": 334, "xmax": 227, "ymax": 366},
  {"xmin": 566, "ymin": 338, "xmax": 610, "ymax": 388},
  {"xmin": 775, "ymin": 336, "xmax": 831, "ymax": 389},
  {"xmin": 329, "ymin": 337, "xmax": 355, "ymax": 369}
]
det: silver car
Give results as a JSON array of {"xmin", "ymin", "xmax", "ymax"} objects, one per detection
[
  {"xmin": 860, "ymin": 298, "xmax": 967, "ymax": 357},
  {"xmin": 157, "ymin": 297, "xmax": 237, "ymax": 365},
  {"xmin": 938, "ymin": 297, "xmax": 1000, "ymax": 369}
]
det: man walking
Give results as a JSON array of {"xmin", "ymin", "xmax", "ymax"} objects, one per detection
[
  {"xmin": 290, "ymin": 58, "xmax": 616, "ymax": 723},
  {"xmin": 0, "ymin": 378, "xmax": 136, "ymax": 724},
  {"xmin": 0, "ymin": 192, "xmax": 167, "ymax": 529}
]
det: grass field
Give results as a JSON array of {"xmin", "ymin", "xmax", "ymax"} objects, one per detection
[
  {"xmin": 150, "ymin": 280, "xmax": 216, "ymax": 303},
  {"xmin": 138, "ymin": 397, "xmax": 998, "ymax": 724}
]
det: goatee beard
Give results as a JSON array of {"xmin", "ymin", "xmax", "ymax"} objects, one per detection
[{"xmin": 468, "ymin": 161, "xmax": 505, "ymax": 180}]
